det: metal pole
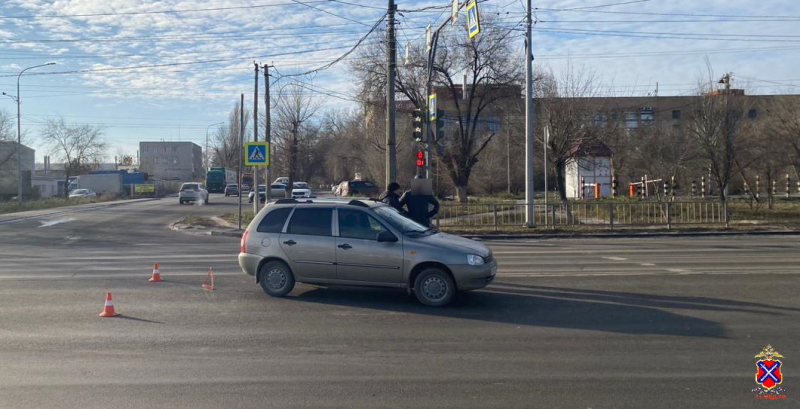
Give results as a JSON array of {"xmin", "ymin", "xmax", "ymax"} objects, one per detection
[
  {"xmin": 543, "ymin": 125, "xmax": 548, "ymax": 225},
  {"xmin": 253, "ymin": 63, "xmax": 260, "ymax": 214},
  {"xmin": 264, "ymin": 64, "xmax": 272, "ymax": 202},
  {"xmin": 238, "ymin": 94, "xmax": 244, "ymax": 230},
  {"xmin": 386, "ymin": 0, "xmax": 397, "ymax": 189},
  {"xmin": 15, "ymin": 62, "xmax": 55, "ymax": 201},
  {"xmin": 524, "ymin": 0, "xmax": 535, "ymax": 227}
]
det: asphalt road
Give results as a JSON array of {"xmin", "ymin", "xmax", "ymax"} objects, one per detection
[{"xmin": 0, "ymin": 195, "xmax": 798, "ymax": 408}]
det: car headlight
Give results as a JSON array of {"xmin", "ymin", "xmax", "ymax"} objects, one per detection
[{"xmin": 466, "ymin": 254, "xmax": 484, "ymax": 266}]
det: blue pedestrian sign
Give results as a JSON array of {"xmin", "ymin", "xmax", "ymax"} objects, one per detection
[
  {"xmin": 428, "ymin": 93, "xmax": 437, "ymax": 122},
  {"xmin": 244, "ymin": 142, "xmax": 269, "ymax": 166},
  {"xmin": 466, "ymin": 0, "xmax": 480, "ymax": 39}
]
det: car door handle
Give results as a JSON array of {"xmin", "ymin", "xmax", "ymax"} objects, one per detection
[
  {"xmin": 283, "ymin": 240, "xmax": 297, "ymax": 246},
  {"xmin": 337, "ymin": 243, "xmax": 352, "ymax": 250}
]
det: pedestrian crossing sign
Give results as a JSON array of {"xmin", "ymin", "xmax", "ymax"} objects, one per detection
[
  {"xmin": 244, "ymin": 142, "xmax": 269, "ymax": 166},
  {"xmin": 466, "ymin": 0, "xmax": 480, "ymax": 39}
]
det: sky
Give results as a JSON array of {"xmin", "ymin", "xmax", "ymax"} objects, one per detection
[{"xmin": 1, "ymin": 0, "xmax": 799, "ymax": 162}]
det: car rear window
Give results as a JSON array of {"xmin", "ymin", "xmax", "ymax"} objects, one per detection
[
  {"xmin": 180, "ymin": 184, "xmax": 198, "ymax": 191},
  {"xmin": 257, "ymin": 207, "xmax": 292, "ymax": 233},
  {"xmin": 286, "ymin": 208, "xmax": 332, "ymax": 236}
]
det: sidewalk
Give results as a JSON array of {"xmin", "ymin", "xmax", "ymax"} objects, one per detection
[{"xmin": 0, "ymin": 198, "xmax": 160, "ymax": 224}]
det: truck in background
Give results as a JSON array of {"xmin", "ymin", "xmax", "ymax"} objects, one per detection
[
  {"xmin": 68, "ymin": 173, "xmax": 123, "ymax": 195},
  {"xmin": 205, "ymin": 167, "xmax": 236, "ymax": 193},
  {"xmin": 241, "ymin": 173, "xmax": 254, "ymax": 192}
]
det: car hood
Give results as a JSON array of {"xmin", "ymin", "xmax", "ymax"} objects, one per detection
[{"xmin": 414, "ymin": 232, "xmax": 491, "ymax": 257}]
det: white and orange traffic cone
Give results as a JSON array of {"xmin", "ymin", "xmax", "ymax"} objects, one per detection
[
  {"xmin": 99, "ymin": 292, "xmax": 119, "ymax": 317},
  {"xmin": 201, "ymin": 268, "xmax": 215, "ymax": 290},
  {"xmin": 148, "ymin": 263, "xmax": 163, "ymax": 282}
]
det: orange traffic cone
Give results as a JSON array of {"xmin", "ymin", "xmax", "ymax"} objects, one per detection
[
  {"xmin": 149, "ymin": 263, "xmax": 163, "ymax": 282},
  {"xmin": 99, "ymin": 292, "xmax": 119, "ymax": 317},
  {"xmin": 201, "ymin": 268, "xmax": 215, "ymax": 290}
]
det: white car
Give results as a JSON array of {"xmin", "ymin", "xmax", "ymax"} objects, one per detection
[
  {"xmin": 69, "ymin": 189, "xmax": 97, "ymax": 198},
  {"xmin": 179, "ymin": 183, "xmax": 209, "ymax": 204},
  {"xmin": 291, "ymin": 182, "xmax": 312, "ymax": 198}
]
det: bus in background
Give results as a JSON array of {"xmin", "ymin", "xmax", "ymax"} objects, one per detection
[{"xmin": 205, "ymin": 167, "xmax": 236, "ymax": 193}]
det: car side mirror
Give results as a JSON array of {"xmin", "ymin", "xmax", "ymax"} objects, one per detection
[{"xmin": 376, "ymin": 230, "xmax": 398, "ymax": 243}]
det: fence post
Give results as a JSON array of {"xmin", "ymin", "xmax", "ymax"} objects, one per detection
[
  {"xmin": 724, "ymin": 201, "xmax": 730, "ymax": 228},
  {"xmin": 551, "ymin": 204, "xmax": 556, "ymax": 227},
  {"xmin": 609, "ymin": 202, "xmax": 615, "ymax": 230},
  {"xmin": 666, "ymin": 202, "xmax": 672, "ymax": 230},
  {"xmin": 493, "ymin": 204, "xmax": 498, "ymax": 232}
]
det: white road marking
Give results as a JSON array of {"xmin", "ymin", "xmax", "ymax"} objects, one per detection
[
  {"xmin": 641, "ymin": 263, "xmax": 656, "ymax": 266},
  {"xmin": 602, "ymin": 256, "xmax": 628, "ymax": 261},
  {"xmin": 0, "ymin": 271, "xmax": 242, "ymax": 280},
  {"xmin": 38, "ymin": 218, "xmax": 75, "ymax": 228}
]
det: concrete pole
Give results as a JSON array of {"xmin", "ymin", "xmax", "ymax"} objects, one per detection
[
  {"xmin": 253, "ymin": 63, "xmax": 260, "ymax": 214},
  {"xmin": 385, "ymin": 0, "xmax": 397, "ymax": 189},
  {"xmin": 524, "ymin": 0, "xmax": 535, "ymax": 227},
  {"xmin": 264, "ymin": 64, "xmax": 272, "ymax": 202},
  {"xmin": 238, "ymin": 94, "xmax": 244, "ymax": 230}
]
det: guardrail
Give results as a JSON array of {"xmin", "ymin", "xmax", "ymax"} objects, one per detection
[{"xmin": 435, "ymin": 201, "xmax": 728, "ymax": 230}]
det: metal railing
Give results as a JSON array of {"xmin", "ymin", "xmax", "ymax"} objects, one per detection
[{"xmin": 435, "ymin": 201, "xmax": 728, "ymax": 230}]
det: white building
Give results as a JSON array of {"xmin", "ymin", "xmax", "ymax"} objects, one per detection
[
  {"xmin": 565, "ymin": 142, "xmax": 614, "ymax": 199},
  {"xmin": 32, "ymin": 176, "xmax": 61, "ymax": 198}
]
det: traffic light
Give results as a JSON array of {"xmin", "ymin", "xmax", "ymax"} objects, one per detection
[
  {"xmin": 416, "ymin": 150, "xmax": 425, "ymax": 167},
  {"xmin": 412, "ymin": 109, "xmax": 423, "ymax": 141},
  {"xmin": 435, "ymin": 109, "xmax": 445, "ymax": 140}
]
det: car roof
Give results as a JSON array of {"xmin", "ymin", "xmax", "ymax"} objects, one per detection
[{"xmin": 269, "ymin": 198, "xmax": 385, "ymax": 208}]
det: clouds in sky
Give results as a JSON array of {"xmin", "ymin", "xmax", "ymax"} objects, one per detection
[{"xmin": 0, "ymin": 0, "xmax": 798, "ymax": 153}]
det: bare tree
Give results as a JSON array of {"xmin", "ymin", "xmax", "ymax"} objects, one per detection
[
  {"xmin": 536, "ymin": 67, "xmax": 612, "ymax": 201},
  {"xmin": 688, "ymin": 80, "xmax": 754, "ymax": 203},
  {"xmin": 0, "ymin": 109, "xmax": 32, "ymax": 170},
  {"xmin": 40, "ymin": 118, "xmax": 106, "ymax": 197},
  {"xmin": 352, "ymin": 17, "xmax": 523, "ymax": 202},
  {"xmin": 212, "ymin": 101, "xmax": 250, "ymax": 170},
  {"xmin": 768, "ymin": 95, "xmax": 800, "ymax": 178},
  {"xmin": 273, "ymin": 82, "xmax": 321, "ymax": 197}
]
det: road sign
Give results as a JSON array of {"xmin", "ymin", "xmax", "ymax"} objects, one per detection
[
  {"xmin": 466, "ymin": 0, "xmax": 480, "ymax": 39},
  {"xmin": 428, "ymin": 93, "xmax": 437, "ymax": 122},
  {"xmin": 244, "ymin": 142, "xmax": 270, "ymax": 166},
  {"xmin": 134, "ymin": 184, "xmax": 155, "ymax": 194}
]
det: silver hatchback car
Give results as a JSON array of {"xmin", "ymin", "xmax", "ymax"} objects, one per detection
[{"xmin": 238, "ymin": 199, "xmax": 497, "ymax": 307}]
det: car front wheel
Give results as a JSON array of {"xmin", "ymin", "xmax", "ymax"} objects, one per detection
[
  {"xmin": 258, "ymin": 260, "xmax": 295, "ymax": 297},
  {"xmin": 413, "ymin": 268, "xmax": 456, "ymax": 307}
]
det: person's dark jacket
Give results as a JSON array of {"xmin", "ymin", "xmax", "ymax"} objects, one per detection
[
  {"xmin": 379, "ymin": 190, "xmax": 403, "ymax": 212},
  {"xmin": 399, "ymin": 191, "xmax": 440, "ymax": 227}
]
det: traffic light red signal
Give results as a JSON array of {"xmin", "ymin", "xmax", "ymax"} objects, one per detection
[{"xmin": 416, "ymin": 150, "xmax": 425, "ymax": 167}]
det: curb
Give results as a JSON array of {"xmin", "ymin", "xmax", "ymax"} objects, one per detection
[{"xmin": 210, "ymin": 229, "xmax": 243, "ymax": 237}]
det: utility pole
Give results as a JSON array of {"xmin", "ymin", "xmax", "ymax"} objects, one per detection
[
  {"xmin": 524, "ymin": 0, "xmax": 535, "ymax": 227},
  {"xmin": 385, "ymin": 0, "xmax": 397, "ymax": 189},
  {"xmin": 263, "ymin": 64, "xmax": 272, "ymax": 202},
  {"xmin": 238, "ymin": 94, "xmax": 244, "ymax": 230},
  {"xmin": 253, "ymin": 62, "xmax": 259, "ymax": 214}
]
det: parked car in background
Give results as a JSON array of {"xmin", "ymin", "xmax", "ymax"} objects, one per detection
[
  {"xmin": 179, "ymin": 183, "xmax": 209, "ymax": 204},
  {"xmin": 271, "ymin": 183, "xmax": 286, "ymax": 197},
  {"xmin": 68, "ymin": 189, "xmax": 97, "ymax": 199},
  {"xmin": 224, "ymin": 183, "xmax": 239, "ymax": 197},
  {"xmin": 273, "ymin": 177, "xmax": 289, "ymax": 185},
  {"xmin": 338, "ymin": 180, "xmax": 379, "ymax": 197},
  {"xmin": 237, "ymin": 198, "xmax": 497, "ymax": 307},
  {"xmin": 291, "ymin": 182, "xmax": 312, "ymax": 198}
]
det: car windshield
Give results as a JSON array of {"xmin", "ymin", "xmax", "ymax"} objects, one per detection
[
  {"xmin": 73, "ymin": 189, "xmax": 87, "ymax": 194},
  {"xmin": 373, "ymin": 206, "xmax": 429, "ymax": 234},
  {"xmin": 271, "ymin": 184, "xmax": 285, "ymax": 189},
  {"xmin": 294, "ymin": 182, "xmax": 309, "ymax": 188},
  {"xmin": 351, "ymin": 181, "xmax": 374, "ymax": 188}
]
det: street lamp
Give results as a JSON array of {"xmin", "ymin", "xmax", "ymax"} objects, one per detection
[
  {"xmin": 10, "ymin": 62, "xmax": 56, "ymax": 202},
  {"xmin": 205, "ymin": 122, "xmax": 224, "ymax": 170}
]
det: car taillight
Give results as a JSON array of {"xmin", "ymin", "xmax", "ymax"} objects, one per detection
[{"xmin": 240, "ymin": 230, "xmax": 249, "ymax": 253}]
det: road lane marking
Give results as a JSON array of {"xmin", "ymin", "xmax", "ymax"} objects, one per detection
[
  {"xmin": 641, "ymin": 263, "xmax": 656, "ymax": 266},
  {"xmin": 0, "ymin": 271, "xmax": 242, "ymax": 280},
  {"xmin": 602, "ymin": 256, "xmax": 628, "ymax": 261}
]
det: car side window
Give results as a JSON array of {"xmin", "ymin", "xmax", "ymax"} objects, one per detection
[
  {"xmin": 257, "ymin": 207, "xmax": 292, "ymax": 233},
  {"xmin": 338, "ymin": 209, "xmax": 389, "ymax": 241},
  {"xmin": 286, "ymin": 208, "xmax": 332, "ymax": 236}
]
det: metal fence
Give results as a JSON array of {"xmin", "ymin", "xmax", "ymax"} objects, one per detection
[{"xmin": 435, "ymin": 201, "xmax": 728, "ymax": 230}]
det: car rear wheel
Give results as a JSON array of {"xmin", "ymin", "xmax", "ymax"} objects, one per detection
[
  {"xmin": 258, "ymin": 260, "xmax": 295, "ymax": 297},
  {"xmin": 413, "ymin": 268, "xmax": 456, "ymax": 307}
]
